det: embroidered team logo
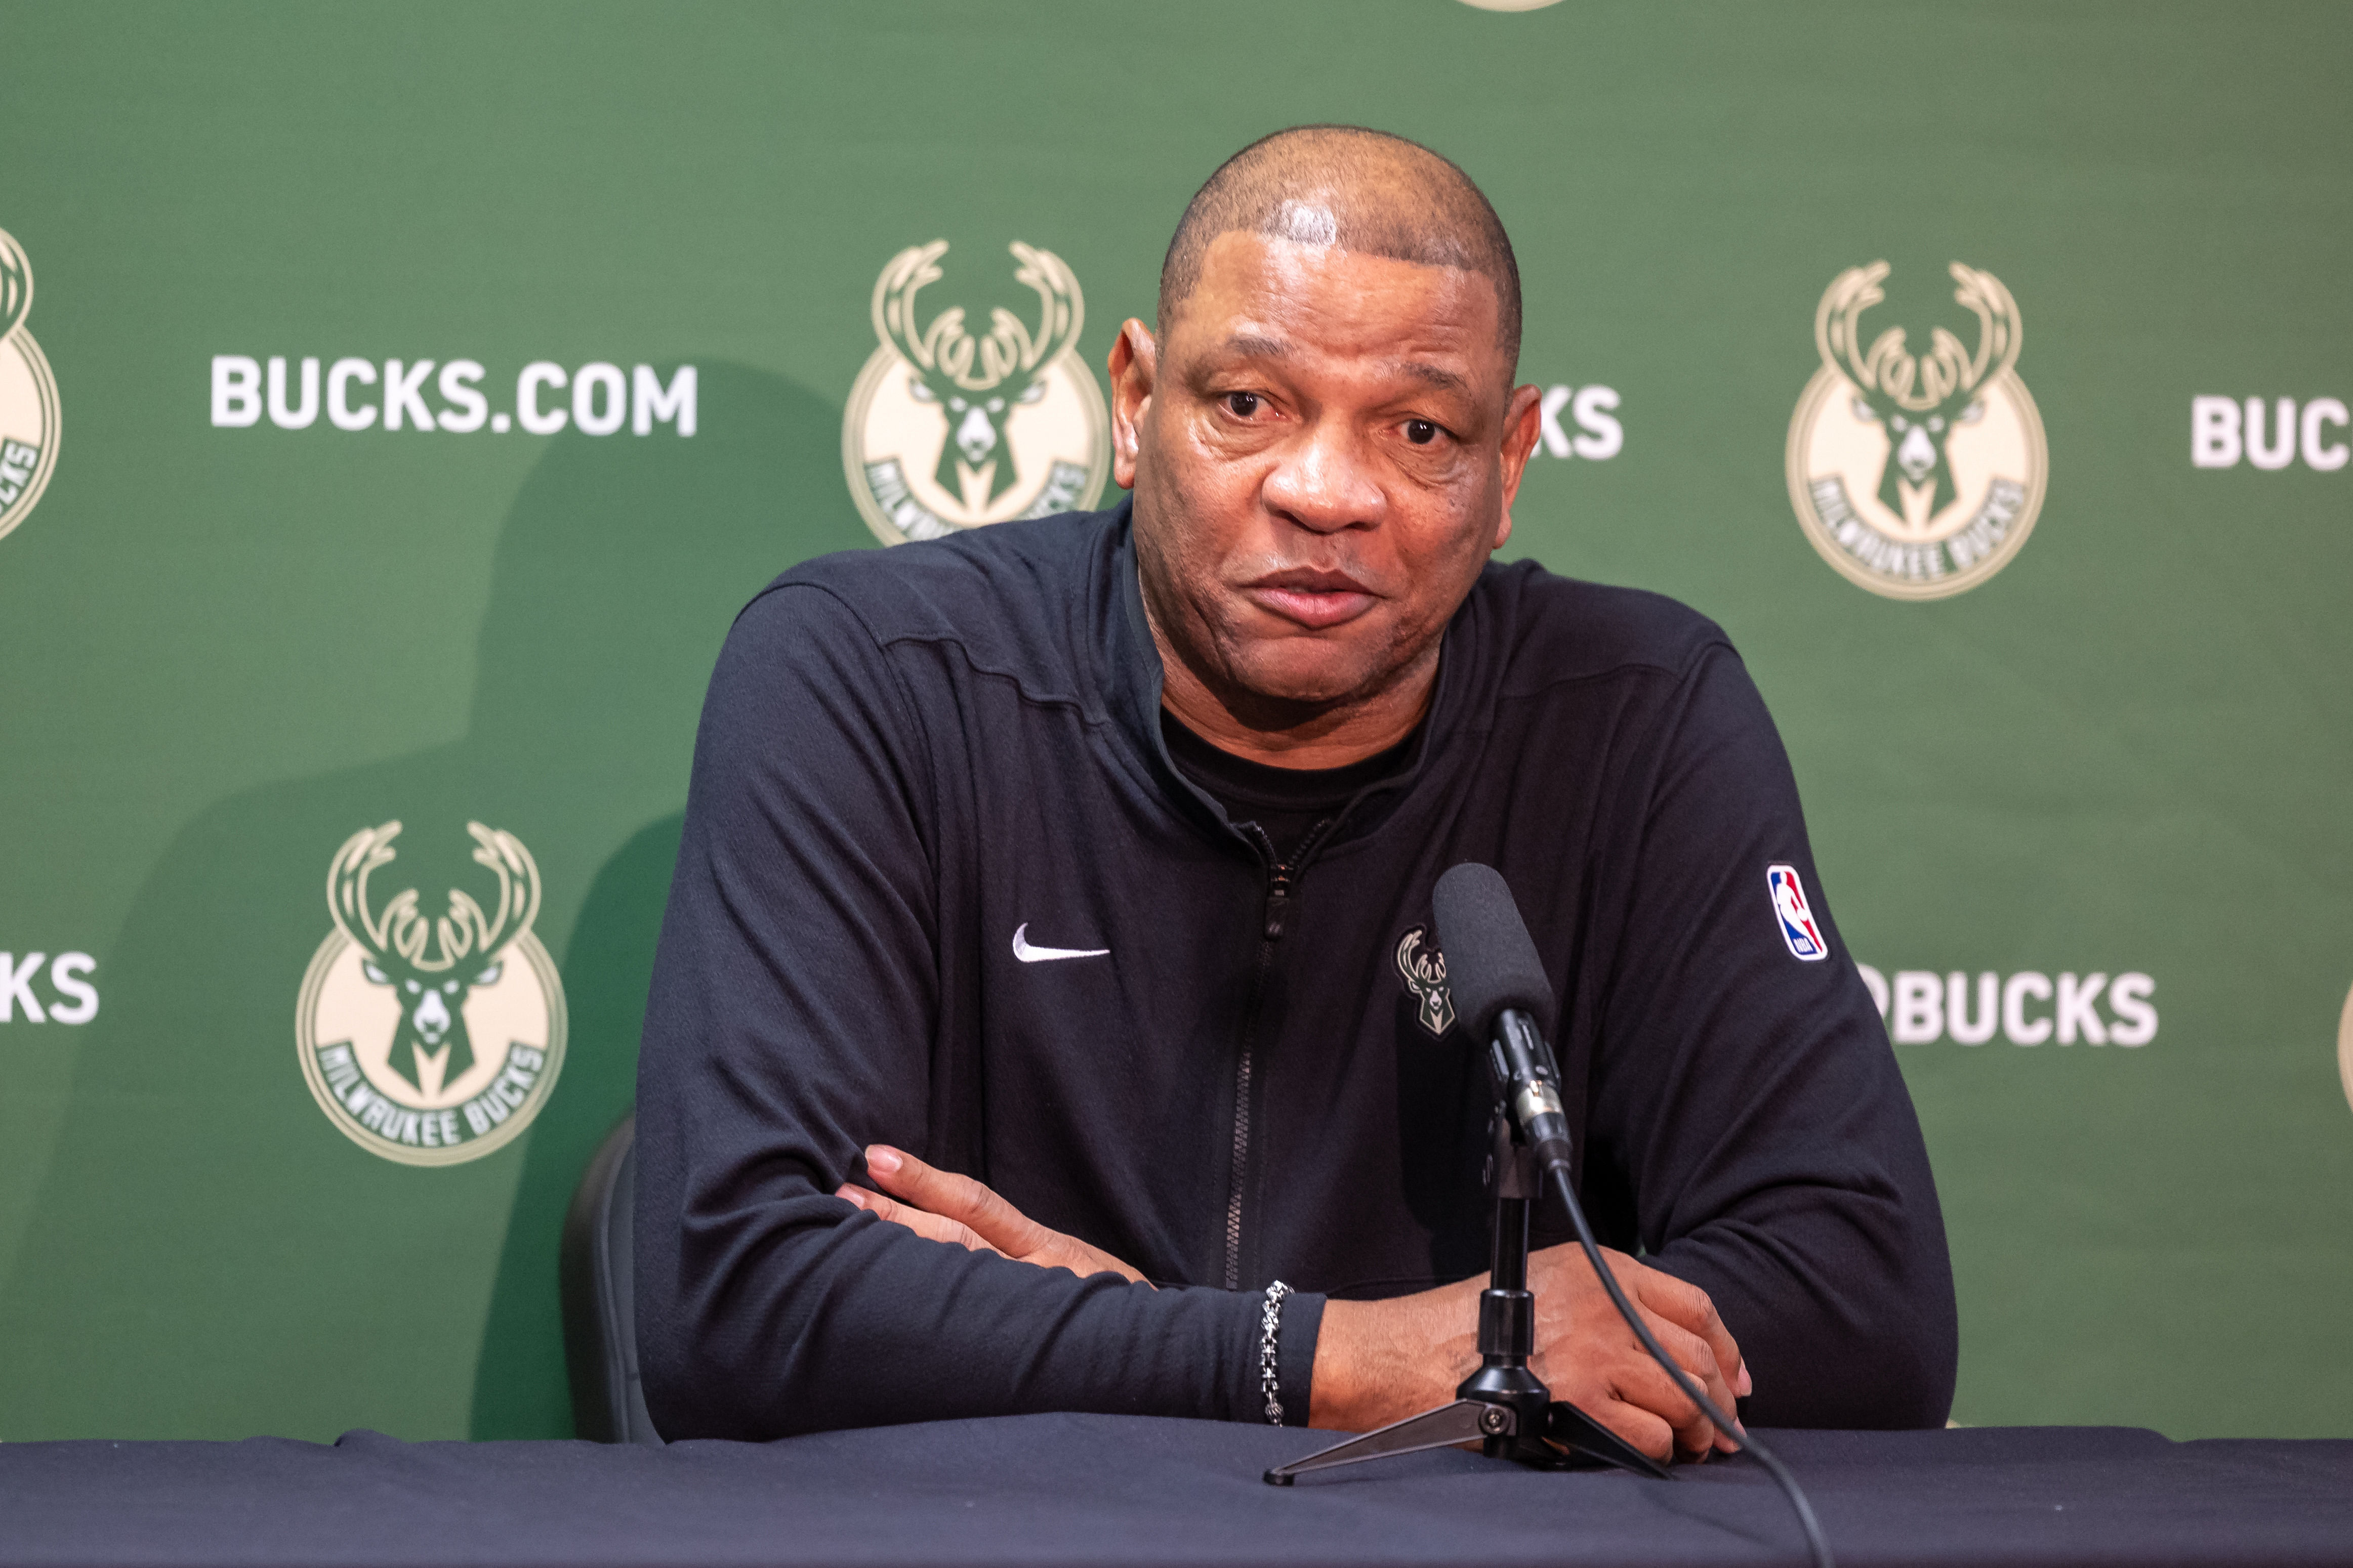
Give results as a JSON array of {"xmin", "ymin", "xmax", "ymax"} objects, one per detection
[
  {"xmin": 296, "ymin": 821, "xmax": 567, "ymax": 1166},
  {"xmin": 842, "ymin": 240, "xmax": 1109, "ymax": 545},
  {"xmin": 0, "ymin": 229, "xmax": 62, "ymax": 547},
  {"xmin": 1787, "ymin": 262, "xmax": 2046, "ymax": 600},
  {"xmin": 1766, "ymin": 864, "xmax": 1829, "ymax": 962},
  {"xmin": 1395, "ymin": 926, "xmax": 1457, "ymax": 1036}
]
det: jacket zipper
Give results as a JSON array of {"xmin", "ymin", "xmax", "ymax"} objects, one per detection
[{"xmin": 1222, "ymin": 819, "xmax": 1336, "ymax": 1292}]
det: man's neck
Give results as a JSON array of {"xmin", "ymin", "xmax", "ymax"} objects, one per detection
[{"xmin": 1151, "ymin": 627, "xmax": 1438, "ymax": 771}]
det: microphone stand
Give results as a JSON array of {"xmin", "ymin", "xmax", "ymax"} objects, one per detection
[{"xmin": 1264, "ymin": 1115, "xmax": 1668, "ymax": 1485}]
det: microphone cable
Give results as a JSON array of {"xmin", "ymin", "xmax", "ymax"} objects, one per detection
[
  {"xmin": 1432, "ymin": 858, "xmax": 1833, "ymax": 1566},
  {"xmin": 1544, "ymin": 1158, "xmax": 1834, "ymax": 1568}
]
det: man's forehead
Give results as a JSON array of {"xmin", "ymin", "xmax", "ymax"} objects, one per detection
[
  {"xmin": 1188, "ymin": 230, "xmax": 1498, "ymax": 314},
  {"xmin": 1175, "ymin": 232, "xmax": 1504, "ymax": 374}
]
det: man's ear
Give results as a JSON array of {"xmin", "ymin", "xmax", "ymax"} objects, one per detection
[
  {"xmin": 1108, "ymin": 319, "xmax": 1158, "ymax": 491},
  {"xmin": 1493, "ymin": 382, "xmax": 1545, "ymax": 550}
]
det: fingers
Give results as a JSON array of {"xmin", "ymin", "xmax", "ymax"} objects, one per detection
[
  {"xmin": 1634, "ymin": 1265, "xmax": 1749, "ymax": 1408},
  {"xmin": 1588, "ymin": 1248, "xmax": 1748, "ymax": 1429},
  {"xmin": 1638, "ymin": 1311, "xmax": 1741, "ymax": 1454},
  {"xmin": 1588, "ymin": 1398, "xmax": 1677, "ymax": 1466},
  {"xmin": 863, "ymin": 1146, "xmax": 1051, "ymax": 1257},
  {"xmin": 847, "ymin": 1149, "xmax": 1152, "ymax": 1285},
  {"xmin": 1616, "ymin": 1350, "xmax": 1715, "ymax": 1458},
  {"xmin": 1644, "ymin": 1313, "xmax": 1732, "ymax": 1407},
  {"xmin": 1531, "ymin": 1244, "xmax": 1740, "ymax": 1460},
  {"xmin": 834, "ymin": 1183, "xmax": 1000, "ymax": 1256}
]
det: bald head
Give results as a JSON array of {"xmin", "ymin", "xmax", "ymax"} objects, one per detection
[{"xmin": 1158, "ymin": 125, "xmax": 1521, "ymax": 373}]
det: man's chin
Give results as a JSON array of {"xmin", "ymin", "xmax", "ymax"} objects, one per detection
[{"xmin": 1215, "ymin": 649, "xmax": 1388, "ymax": 714}]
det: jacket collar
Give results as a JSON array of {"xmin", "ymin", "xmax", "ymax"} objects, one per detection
[{"xmin": 1099, "ymin": 499, "xmax": 1475, "ymax": 860}]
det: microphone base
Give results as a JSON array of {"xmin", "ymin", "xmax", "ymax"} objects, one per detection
[
  {"xmin": 1263, "ymin": 1120, "xmax": 1668, "ymax": 1487},
  {"xmin": 1261, "ymin": 1392, "xmax": 1666, "ymax": 1485}
]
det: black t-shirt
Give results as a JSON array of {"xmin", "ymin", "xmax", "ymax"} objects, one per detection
[{"xmin": 1159, "ymin": 709, "xmax": 1418, "ymax": 867}]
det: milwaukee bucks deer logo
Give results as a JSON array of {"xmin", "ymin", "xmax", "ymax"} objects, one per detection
[
  {"xmin": 1395, "ymin": 926, "xmax": 1457, "ymax": 1038},
  {"xmin": 0, "ymin": 228, "xmax": 62, "ymax": 547},
  {"xmin": 296, "ymin": 821, "xmax": 567, "ymax": 1166},
  {"xmin": 1786, "ymin": 261, "xmax": 2046, "ymax": 600},
  {"xmin": 843, "ymin": 239, "xmax": 1108, "ymax": 544}
]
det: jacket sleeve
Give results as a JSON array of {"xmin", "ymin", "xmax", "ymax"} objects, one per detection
[
  {"xmin": 1580, "ymin": 642, "xmax": 1958, "ymax": 1429},
  {"xmin": 633, "ymin": 582, "xmax": 1312, "ymax": 1440}
]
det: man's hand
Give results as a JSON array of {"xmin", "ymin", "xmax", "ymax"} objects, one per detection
[
  {"xmin": 1312, "ymin": 1243, "xmax": 1750, "ymax": 1463},
  {"xmin": 836, "ymin": 1145, "xmax": 1151, "ymax": 1286}
]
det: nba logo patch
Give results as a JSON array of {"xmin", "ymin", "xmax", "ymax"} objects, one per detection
[{"xmin": 1765, "ymin": 864, "xmax": 1828, "ymax": 961}]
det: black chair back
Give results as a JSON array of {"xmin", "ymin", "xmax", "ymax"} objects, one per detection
[{"xmin": 560, "ymin": 1115, "xmax": 663, "ymax": 1444}]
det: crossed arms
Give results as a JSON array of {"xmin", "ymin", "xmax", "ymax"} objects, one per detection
[{"xmin": 840, "ymin": 1143, "xmax": 1753, "ymax": 1460}]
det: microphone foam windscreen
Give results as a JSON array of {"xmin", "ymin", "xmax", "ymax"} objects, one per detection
[{"xmin": 1432, "ymin": 862, "xmax": 1554, "ymax": 1038}]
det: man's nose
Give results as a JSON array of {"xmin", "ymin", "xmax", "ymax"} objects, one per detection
[{"xmin": 1261, "ymin": 418, "xmax": 1384, "ymax": 533}]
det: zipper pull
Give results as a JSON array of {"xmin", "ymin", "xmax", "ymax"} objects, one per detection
[{"xmin": 1264, "ymin": 865, "xmax": 1293, "ymax": 942}]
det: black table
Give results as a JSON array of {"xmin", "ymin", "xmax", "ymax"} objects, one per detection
[{"xmin": 3, "ymin": 1416, "xmax": 2348, "ymax": 1567}]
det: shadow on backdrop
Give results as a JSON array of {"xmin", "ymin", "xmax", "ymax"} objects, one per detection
[
  {"xmin": 471, "ymin": 808, "xmax": 679, "ymax": 1438},
  {"xmin": 0, "ymin": 363, "xmax": 865, "ymax": 1441}
]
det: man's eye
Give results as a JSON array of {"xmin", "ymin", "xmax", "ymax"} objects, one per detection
[
  {"xmin": 1405, "ymin": 418, "xmax": 1440, "ymax": 446},
  {"xmin": 1223, "ymin": 392, "xmax": 1261, "ymax": 418}
]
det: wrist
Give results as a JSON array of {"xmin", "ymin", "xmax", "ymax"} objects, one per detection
[
  {"xmin": 1307, "ymin": 1297, "xmax": 1413, "ymax": 1430},
  {"xmin": 1307, "ymin": 1283, "xmax": 1481, "ymax": 1431},
  {"xmin": 1307, "ymin": 1298, "xmax": 1369, "ymax": 1429}
]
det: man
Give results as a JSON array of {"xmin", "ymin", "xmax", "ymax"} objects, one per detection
[{"xmin": 636, "ymin": 126, "xmax": 1956, "ymax": 1461}]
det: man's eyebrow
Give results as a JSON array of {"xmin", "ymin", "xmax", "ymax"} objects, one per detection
[
  {"xmin": 1216, "ymin": 332, "xmax": 1291, "ymax": 360},
  {"xmin": 1390, "ymin": 359, "xmax": 1470, "ymax": 395}
]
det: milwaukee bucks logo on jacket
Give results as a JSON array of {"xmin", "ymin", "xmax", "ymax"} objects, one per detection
[
  {"xmin": 1395, "ymin": 926, "xmax": 1457, "ymax": 1037},
  {"xmin": 296, "ymin": 821, "xmax": 567, "ymax": 1166},
  {"xmin": 1786, "ymin": 261, "xmax": 2046, "ymax": 600},
  {"xmin": 843, "ymin": 239, "xmax": 1108, "ymax": 545},
  {"xmin": 0, "ymin": 229, "xmax": 61, "ymax": 546}
]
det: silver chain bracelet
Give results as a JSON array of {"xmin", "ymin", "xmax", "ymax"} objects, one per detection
[{"xmin": 1259, "ymin": 1280, "xmax": 1293, "ymax": 1424}]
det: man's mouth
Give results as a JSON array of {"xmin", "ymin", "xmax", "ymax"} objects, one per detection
[{"xmin": 1241, "ymin": 567, "xmax": 1379, "ymax": 630}]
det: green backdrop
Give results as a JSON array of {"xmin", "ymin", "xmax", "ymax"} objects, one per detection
[{"xmin": 1, "ymin": 0, "xmax": 2347, "ymax": 1443}]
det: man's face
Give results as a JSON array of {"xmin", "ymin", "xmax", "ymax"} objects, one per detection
[{"xmin": 1112, "ymin": 230, "xmax": 1541, "ymax": 723}]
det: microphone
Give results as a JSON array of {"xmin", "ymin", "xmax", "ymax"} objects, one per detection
[
  {"xmin": 1432, "ymin": 863, "xmax": 1573, "ymax": 1174},
  {"xmin": 1429, "ymin": 861, "xmax": 1834, "ymax": 1568}
]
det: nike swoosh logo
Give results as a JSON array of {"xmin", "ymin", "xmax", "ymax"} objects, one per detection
[{"xmin": 1011, "ymin": 923, "xmax": 1110, "ymax": 963}]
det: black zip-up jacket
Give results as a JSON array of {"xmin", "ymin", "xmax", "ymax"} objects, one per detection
[{"xmin": 635, "ymin": 501, "xmax": 1957, "ymax": 1439}]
